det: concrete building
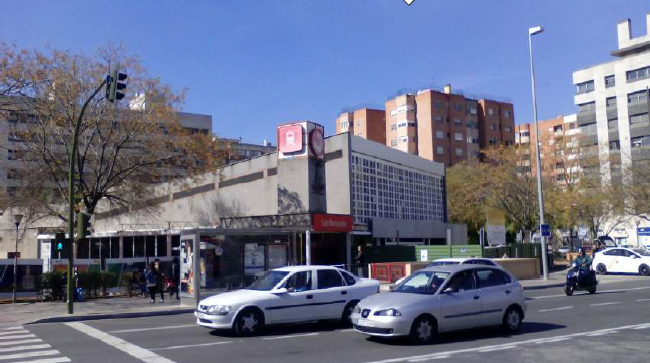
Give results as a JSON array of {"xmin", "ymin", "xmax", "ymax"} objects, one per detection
[
  {"xmin": 335, "ymin": 108, "xmax": 386, "ymax": 145},
  {"xmin": 217, "ymin": 137, "xmax": 276, "ymax": 164},
  {"xmin": 572, "ymin": 13, "xmax": 650, "ymax": 245},
  {"xmin": 515, "ymin": 114, "xmax": 582, "ymax": 185},
  {"xmin": 339, "ymin": 85, "xmax": 515, "ymax": 167}
]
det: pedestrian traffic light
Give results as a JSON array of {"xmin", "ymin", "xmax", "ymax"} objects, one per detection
[
  {"xmin": 76, "ymin": 212, "xmax": 91, "ymax": 237},
  {"xmin": 55, "ymin": 233, "xmax": 66, "ymax": 251},
  {"xmin": 106, "ymin": 70, "xmax": 127, "ymax": 102}
]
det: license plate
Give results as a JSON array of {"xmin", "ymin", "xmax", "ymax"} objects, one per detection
[
  {"xmin": 357, "ymin": 319, "xmax": 375, "ymax": 328},
  {"xmin": 195, "ymin": 312, "xmax": 206, "ymax": 319}
]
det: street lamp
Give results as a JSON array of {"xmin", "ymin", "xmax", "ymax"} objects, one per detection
[
  {"xmin": 12, "ymin": 213, "xmax": 23, "ymax": 303},
  {"xmin": 528, "ymin": 25, "xmax": 549, "ymax": 281}
]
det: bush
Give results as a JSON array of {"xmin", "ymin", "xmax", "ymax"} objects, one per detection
[
  {"xmin": 100, "ymin": 272, "xmax": 119, "ymax": 296},
  {"xmin": 77, "ymin": 271, "xmax": 102, "ymax": 298},
  {"xmin": 41, "ymin": 271, "xmax": 65, "ymax": 300}
]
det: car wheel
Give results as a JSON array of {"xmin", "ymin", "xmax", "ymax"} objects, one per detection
[
  {"xmin": 340, "ymin": 301, "xmax": 358, "ymax": 328},
  {"xmin": 502, "ymin": 307, "xmax": 523, "ymax": 333},
  {"xmin": 596, "ymin": 264, "xmax": 607, "ymax": 275},
  {"xmin": 588, "ymin": 286, "xmax": 597, "ymax": 294},
  {"xmin": 564, "ymin": 283, "xmax": 574, "ymax": 296},
  {"xmin": 639, "ymin": 265, "xmax": 650, "ymax": 276},
  {"xmin": 233, "ymin": 308, "xmax": 263, "ymax": 337},
  {"xmin": 409, "ymin": 316, "xmax": 437, "ymax": 345}
]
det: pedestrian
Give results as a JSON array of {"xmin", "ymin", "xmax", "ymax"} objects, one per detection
[
  {"xmin": 146, "ymin": 262, "xmax": 165, "ymax": 303},
  {"xmin": 170, "ymin": 257, "xmax": 180, "ymax": 300},
  {"xmin": 138, "ymin": 268, "xmax": 147, "ymax": 298},
  {"xmin": 354, "ymin": 245, "xmax": 365, "ymax": 277}
]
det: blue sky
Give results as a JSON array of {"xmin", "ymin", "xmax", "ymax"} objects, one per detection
[{"xmin": 2, "ymin": 1, "xmax": 648, "ymax": 144}]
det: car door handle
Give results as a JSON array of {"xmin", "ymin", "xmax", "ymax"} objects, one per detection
[
  {"xmin": 505, "ymin": 290, "xmax": 511, "ymax": 295},
  {"xmin": 306, "ymin": 295, "xmax": 313, "ymax": 299},
  {"xmin": 341, "ymin": 291, "xmax": 347, "ymax": 295},
  {"xmin": 473, "ymin": 295, "xmax": 480, "ymax": 300}
]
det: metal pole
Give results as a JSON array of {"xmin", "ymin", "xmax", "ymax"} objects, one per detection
[
  {"xmin": 12, "ymin": 223, "xmax": 19, "ymax": 303},
  {"xmin": 528, "ymin": 27, "xmax": 549, "ymax": 280},
  {"xmin": 67, "ymin": 79, "xmax": 107, "ymax": 314},
  {"xmin": 305, "ymin": 229, "xmax": 311, "ymax": 265}
]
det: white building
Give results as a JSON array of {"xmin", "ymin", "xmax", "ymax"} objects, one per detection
[{"xmin": 572, "ymin": 14, "xmax": 650, "ymax": 245}]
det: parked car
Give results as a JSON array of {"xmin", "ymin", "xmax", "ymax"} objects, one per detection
[
  {"xmin": 352, "ymin": 264, "xmax": 526, "ymax": 344},
  {"xmin": 593, "ymin": 247, "xmax": 650, "ymax": 276},
  {"xmin": 394, "ymin": 258, "xmax": 498, "ymax": 285},
  {"xmin": 195, "ymin": 265, "xmax": 380, "ymax": 336}
]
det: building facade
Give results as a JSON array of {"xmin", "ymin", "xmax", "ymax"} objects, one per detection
[
  {"xmin": 335, "ymin": 108, "xmax": 386, "ymax": 145},
  {"xmin": 218, "ymin": 137, "xmax": 276, "ymax": 164}
]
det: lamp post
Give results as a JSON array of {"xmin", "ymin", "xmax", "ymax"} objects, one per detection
[
  {"xmin": 12, "ymin": 213, "xmax": 23, "ymax": 303},
  {"xmin": 528, "ymin": 25, "xmax": 549, "ymax": 281}
]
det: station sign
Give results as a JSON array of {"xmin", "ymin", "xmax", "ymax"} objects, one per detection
[{"xmin": 312, "ymin": 213, "xmax": 353, "ymax": 233}]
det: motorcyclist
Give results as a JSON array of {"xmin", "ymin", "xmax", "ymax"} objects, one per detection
[{"xmin": 574, "ymin": 248, "xmax": 593, "ymax": 285}]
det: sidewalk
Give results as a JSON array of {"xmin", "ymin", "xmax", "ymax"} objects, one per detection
[{"xmin": 0, "ymin": 294, "xmax": 194, "ymax": 329}]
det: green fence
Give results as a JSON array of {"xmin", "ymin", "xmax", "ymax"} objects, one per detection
[
  {"xmin": 363, "ymin": 244, "xmax": 483, "ymax": 263},
  {"xmin": 483, "ymin": 243, "xmax": 542, "ymax": 259}
]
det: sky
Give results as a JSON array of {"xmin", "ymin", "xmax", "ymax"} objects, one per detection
[{"xmin": 2, "ymin": 1, "xmax": 649, "ymax": 144}]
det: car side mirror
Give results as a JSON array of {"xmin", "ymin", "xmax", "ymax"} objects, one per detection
[
  {"xmin": 443, "ymin": 287, "xmax": 457, "ymax": 294},
  {"xmin": 272, "ymin": 287, "xmax": 288, "ymax": 294}
]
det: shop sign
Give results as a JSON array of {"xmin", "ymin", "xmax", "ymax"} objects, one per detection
[
  {"xmin": 278, "ymin": 124, "xmax": 304, "ymax": 154},
  {"xmin": 312, "ymin": 213, "xmax": 353, "ymax": 232}
]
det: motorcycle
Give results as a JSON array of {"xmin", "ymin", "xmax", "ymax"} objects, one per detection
[{"xmin": 564, "ymin": 260, "xmax": 597, "ymax": 296}]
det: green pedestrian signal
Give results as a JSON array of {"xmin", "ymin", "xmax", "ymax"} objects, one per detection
[{"xmin": 57, "ymin": 242, "xmax": 63, "ymax": 250}]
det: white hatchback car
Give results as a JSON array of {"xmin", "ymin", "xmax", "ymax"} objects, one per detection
[
  {"xmin": 593, "ymin": 247, "xmax": 650, "ymax": 276},
  {"xmin": 195, "ymin": 265, "xmax": 380, "ymax": 336},
  {"xmin": 352, "ymin": 264, "xmax": 526, "ymax": 344},
  {"xmin": 394, "ymin": 258, "xmax": 498, "ymax": 285}
]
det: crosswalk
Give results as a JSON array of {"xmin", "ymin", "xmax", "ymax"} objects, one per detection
[{"xmin": 0, "ymin": 327, "xmax": 70, "ymax": 363}]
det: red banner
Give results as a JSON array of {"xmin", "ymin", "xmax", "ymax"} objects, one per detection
[{"xmin": 312, "ymin": 213, "xmax": 353, "ymax": 233}]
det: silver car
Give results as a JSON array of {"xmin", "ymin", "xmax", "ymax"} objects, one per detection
[{"xmin": 351, "ymin": 264, "xmax": 526, "ymax": 344}]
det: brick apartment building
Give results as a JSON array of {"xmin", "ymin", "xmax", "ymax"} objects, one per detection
[
  {"xmin": 335, "ymin": 108, "xmax": 386, "ymax": 145},
  {"xmin": 336, "ymin": 84, "xmax": 515, "ymax": 167}
]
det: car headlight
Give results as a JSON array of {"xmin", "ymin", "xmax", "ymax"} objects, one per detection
[
  {"xmin": 353, "ymin": 305, "xmax": 361, "ymax": 314},
  {"xmin": 374, "ymin": 308, "xmax": 401, "ymax": 317},
  {"xmin": 207, "ymin": 305, "xmax": 231, "ymax": 315}
]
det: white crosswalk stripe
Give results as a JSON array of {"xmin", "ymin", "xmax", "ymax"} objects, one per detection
[{"xmin": 0, "ymin": 327, "xmax": 71, "ymax": 363}]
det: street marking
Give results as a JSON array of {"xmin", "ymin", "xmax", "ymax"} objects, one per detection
[
  {"xmin": 65, "ymin": 322, "xmax": 178, "ymax": 363},
  {"xmin": 11, "ymin": 358, "xmax": 71, "ymax": 363},
  {"xmin": 637, "ymin": 298, "xmax": 650, "ymax": 302},
  {"xmin": 150, "ymin": 341, "xmax": 233, "ymax": 351},
  {"xmin": 356, "ymin": 322, "xmax": 650, "ymax": 363},
  {"xmin": 478, "ymin": 345, "xmax": 516, "ymax": 353},
  {"xmin": 108, "ymin": 324, "xmax": 196, "ymax": 334},
  {"xmin": 633, "ymin": 325, "xmax": 650, "ymax": 330},
  {"xmin": 586, "ymin": 331, "xmax": 618, "ymax": 336},
  {"xmin": 0, "ymin": 330, "xmax": 28, "ymax": 336},
  {"xmin": 589, "ymin": 302, "xmax": 621, "ymax": 307},
  {"xmin": 0, "ymin": 349, "xmax": 59, "ymax": 360},
  {"xmin": 538, "ymin": 306, "xmax": 573, "ymax": 312},
  {"xmin": 3, "ymin": 327, "xmax": 25, "ymax": 330},
  {"xmin": 408, "ymin": 356, "xmax": 451, "ymax": 362},
  {"xmin": 0, "ymin": 343, "xmax": 51, "ymax": 353},
  {"xmin": 0, "ymin": 334, "xmax": 35, "ymax": 340},
  {"xmin": 0, "ymin": 339, "xmax": 42, "ymax": 347},
  {"xmin": 530, "ymin": 286, "xmax": 650, "ymax": 300},
  {"xmin": 534, "ymin": 337, "xmax": 570, "ymax": 344},
  {"xmin": 263, "ymin": 332, "xmax": 320, "ymax": 340},
  {"xmin": 340, "ymin": 329, "xmax": 355, "ymax": 332}
]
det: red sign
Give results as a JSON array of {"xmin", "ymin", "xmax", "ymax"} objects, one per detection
[
  {"xmin": 309, "ymin": 128, "xmax": 325, "ymax": 158},
  {"xmin": 312, "ymin": 213, "xmax": 353, "ymax": 233},
  {"xmin": 278, "ymin": 124, "xmax": 304, "ymax": 154}
]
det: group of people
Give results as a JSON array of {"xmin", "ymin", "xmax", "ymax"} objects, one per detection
[{"xmin": 130, "ymin": 257, "xmax": 181, "ymax": 303}]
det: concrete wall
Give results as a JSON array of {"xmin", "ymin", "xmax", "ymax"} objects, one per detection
[{"xmin": 325, "ymin": 133, "xmax": 351, "ymax": 215}]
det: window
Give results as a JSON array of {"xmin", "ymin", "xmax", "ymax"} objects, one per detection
[
  {"xmin": 608, "ymin": 120, "xmax": 618, "ymax": 129},
  {"xmin": 631, "ymin": 136, "xmax": 650, "ymax": 148},
  {"xmin": 436, "ymin": 146, "xmax": 444, "ymax": 155},
  {"xmin": 504, "ymin": 126, "xmax": 511, "ymax": 132},
  {"xmin": 317, "ymin": 269, "xmax": 344, "ymax": 289},
  {"xmin": 436, "ymin": 130, "xmax": 445, "ymax": 139},
  {"xmin": 466, "ymin": 136, "xmax": 478, "ymax": 144},
  {"xmin": 488, "ymin": 108, "xmax": 494, "ymax": 116},
  {"xmin": 454, "ymin": 103, "xmax": 462, "ymax": 111},
  {"xmin": 434, "ymin": 115, "xmax": 444, "ymax": 123},
  {"xmin": 489, "ymin": 124, "xmax": 495, "ymax": 130},
  {"xmin": 434, "ymin": 100, "xmax": 443, "ymax": 108},
  {"xmin": 453, "ymin": 118, "xmax": 463, "ymax": 125},
  {"xmin": 475, "ymin": 269, "xmax": 510, "ymax": 288},
  {"xmin": 390, "ymin": 123, "xmax": 397, "ymax": 131},
  {"xmin": 454, "ymin": 132, "xmax": 463, "ymax": 141},
  {"xmin": 468, "ymin": 107, "xmax": 477, "ymax": 115},
  {"xmin": 605, "ymin": 75, "xmax": 615, "ymax": 88},
  {"xmin": 489, "ymin": 138, "xmax": 497, "ymax": 145},
  {"xmin": 444, "ymin": 270, "xmax": 476, "ymax": 292},
  {"xmin": 575, "ymin": 80, "xmax": 595, "ymax": 94},
  {"xmin": 578, "ymin": 102, "xmax": 596, "ymax": 113},
  {"xmin": 606, "ymin": 97, "xmax": 617, "ymax": 109},
  {"xmin": 455, "ymin": 148, "xmax": 463, "ymax": 156},
  {"xmin": 630, "ymin": 113, "xmax": 649, "ymax": 125},
  {"xmin": 609, "ymin": 140, "xmax": 620, "ymax": 150},
  {"xmin": 6, "ymin": 169, "xmax": 20, "ymax": 180},
  {"xmin": 628, "ymin": 90, "xmax": 647, "ymax": 105},
  {"xmin": 627, "ymin": 66, "xmax": 650, "ymax": 82},
  {"xmin": 340, "ymin": 271, "xmax": 356, "ymax": 286},
  {"xmin": 390, "ymin": 139, "xmax": 397, "ymax": 146},
  {"xmin": 504, "ymin": 110, "xmax": 511, "ymax": 118},
  {"xmin": 285, "ymin": 271, "xmax": 312, "ymax": 292}
]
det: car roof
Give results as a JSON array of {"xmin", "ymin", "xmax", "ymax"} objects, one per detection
[
  {"xmin": 419, "ymin": 264, "xmax": 499, "ymax": 274},
  {"xmin": 272, "ymin": 265, "xmax": 344, "ymax": 272},
  {"xmin": 433, "ymin": 257, "xmax": 488, "ymax": 263}
]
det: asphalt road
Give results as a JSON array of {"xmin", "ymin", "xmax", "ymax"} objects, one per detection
[{"xmin": 3, "ymin": 277, "xmax": 650, "ymax": 363}]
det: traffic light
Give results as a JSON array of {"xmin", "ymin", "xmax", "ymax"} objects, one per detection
[
  {"xmin": 55, "ymin": 233, "xmax": 66, "ymax": 251},
  {"xmin": 76, "ymin": 212, "xmax": 91, "ymax": 237},
  {"xmin": 106, "ymin": 70, "xmax": 127, "ymax": 102}
]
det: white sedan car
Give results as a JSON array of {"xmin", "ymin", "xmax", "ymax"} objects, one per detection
[
  {"xmin": 352, "ymin": 264, "xmax": 526, "ymax": 344},
  {"xmin": 195, "ymin": 265, "xmax": 380, "ymax": 336},
  {"xmin": 593, "ymin": 247, "xmax": 650, "ymax": 276},
  {"xmin": 394, "ymin": 258, "xmax": 498, "ymax": 285}
]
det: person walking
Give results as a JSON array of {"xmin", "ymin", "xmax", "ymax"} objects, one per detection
[
  {"xmin": 146, "ymin": 262, "xmax": 165, "ymax": 303},
  {"xmin": 170, "ymin": 257, "xmax": 180, "ymax": 300},
  {"xmin": 354, "ymin": 245, "xmax": 365, "ymax": 277}
]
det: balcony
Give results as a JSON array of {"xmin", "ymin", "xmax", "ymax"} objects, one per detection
[
  {"xmin": 606, "ymin": 108, "xmax": 618, "ymax": 120},
  {"xmin": 577, "ymin": 110, "xmax": 596, "ymax": 126},
  {"xmin": 628, "ymin": 101, "xmax": 649, "ymax": 116}
]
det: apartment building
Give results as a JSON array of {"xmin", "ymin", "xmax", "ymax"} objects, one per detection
[
  {"xmin": 515, "ymin": 114, "xmax": 582, "ymax": 184},
  {"xmin": 572, "ymin": 14, "xmax": 650, "ymax": 186},
  {"xmin": 335, "ymin": 108, "xmax": 386, "ymax": 145}
]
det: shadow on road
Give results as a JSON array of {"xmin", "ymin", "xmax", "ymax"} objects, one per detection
[
  {"xmin": 209, "ymin": 320, "xmax": 344, "ymax": 338},
  {"xmin": 367, "ymin": 321, "xmax": 566, "ymax": 346}
]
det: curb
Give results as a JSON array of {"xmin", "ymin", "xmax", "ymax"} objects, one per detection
[{"xmin": 27, "ymin": 308, "xmax": 195, "ymax": 325}]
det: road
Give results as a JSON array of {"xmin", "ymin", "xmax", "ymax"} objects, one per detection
[{"xmin": 2, "ymin": 278, "xmax": 650, "ymax": 363}]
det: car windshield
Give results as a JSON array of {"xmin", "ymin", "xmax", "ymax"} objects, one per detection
[
  {"xmin": 246, "ymin": 270, "xmax": 290, "ymax": 291},
  {"xmin": 633, "ymin": 249, "xmax": 650, "ymax": 256},
  {"xmin": 394, "ymin": 271, "xmax": 450, "ymax": 294},
  {"xmin": 426, "ymin": 261, "xmax": 460, "ymax": 267}
]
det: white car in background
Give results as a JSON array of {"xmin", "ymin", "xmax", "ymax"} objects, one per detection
[
  {"xmin": 352, "ymin": 264, "xmax": 526, "ymax": 344},
  {"xmin": 394, "ymin": 258, "xmax": 498, "ymax": 285},
  {"xmin": 593, "ymin": 247, "xmax": 650, "ymax": 276},
  {"xmin": 195, "ymin": 265, "xmax": 380, "ymax": 336}
]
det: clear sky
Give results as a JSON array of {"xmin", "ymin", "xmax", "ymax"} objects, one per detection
[{"xmin": 2, "ymin": 1, "xmax": 649, "ymax": 144}]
